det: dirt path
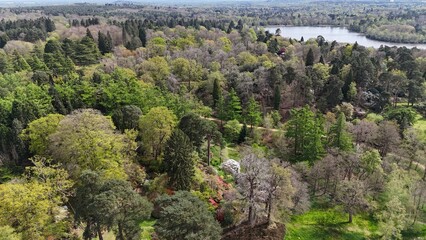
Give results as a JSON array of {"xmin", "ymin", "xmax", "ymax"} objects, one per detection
[{"xmin": 201, "ymin": 116, "xmax": 283, "ymax": 133}]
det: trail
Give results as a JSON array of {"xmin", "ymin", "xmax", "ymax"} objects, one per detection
[{"xmin": 201, "ymin": 116, "xmax": 283, "ymax": 133}]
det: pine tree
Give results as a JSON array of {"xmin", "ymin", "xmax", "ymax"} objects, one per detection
[
  {"xmin": 12, "ymin": 51, "xmax": 31, "ymax": 72},
  {"xmin": 285, "ymin": 106, "xmax": 325, "ymax": 165},
  {"xmin": 163, "ymin": 129, "xmax": 194, "ymax": 191},
  {"xmin": 139, "ymin": 27, "xmax": 147, "ymax": 47},
  {"xmin": 273, "ymin": 85, "xmax": 281, "ymax": 110},
  {"xmin": 306, "ymin": 48, "xmax": 314, "ymax": 66},
  {"xmin": 227, "ymin": 88, "xmax": 242, "ymax": 121},
  {"xmin": 86, "ymin": 28, "xmax": 94, "ymax": 40},
  {"xmin": 98, "ymin": 31, "xmax": 112, "ymax": 55},
  {"xmin": 212, "ymin": 77, "xmax": 221, "ymax": 108},
  {"xmin": 0, "ymin": 34, "xmax": 9, "ymax": 48},
  {"xmin": 246, "ymin": 97, "xmax": 262, "ymax": 131},
  {"xmin": 237, "ymin": 123, "xmax": 247, "ymax": 144},
  {"xmin": 319, "ymin": 55, "xmax": 325, "ymax": 64},
  {"xmin": 328, "ymin": 112, "xmax": 353, "ymax": 151}
]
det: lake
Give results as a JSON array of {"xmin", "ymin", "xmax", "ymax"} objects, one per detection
[{"xmin": 265, "ymin": 26, "xmax": 426, "ymax": 49}]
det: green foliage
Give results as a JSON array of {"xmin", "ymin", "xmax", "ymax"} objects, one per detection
[
  {"xmin": 285, "ymin": 106, "xmax": 325, "ymax": 165},
  {"xmin": 226, "ymin": 88, "xmax": 242, "ymax": 121},
  {"xmin": 48, "ymin": 109, "xmax": 129, "ymax": 180},
  {"xmin": 384, "ymin": 107, "xmax": 417, "ymax": 132},
  {"xmin": 306, "ymin": 48, "xmax": 315, "ymax": 66},
  {"xmin": 21, "ymin": 113, "xmax": 64, "ymax": 156},
  {"xmin": 163, "ymin": 129, "xmax": 194, "ymax": 191},
  {"xmin": 72, "ymin": 171, "xmax": 153, "ymax": 240},
  {"xmin": 154, "ymin": 191, "xmax": 222, "ymax": 240},
  {"xmin": 139, "ymin": 106, "xmax": 177, "ymax": 162},
  {"xmin": 0, "ymin": 226, "xmax": 21, "ymax": 240},
  {"xmin": 245, "ymin": 96, "xmax": 262, "ymax": 129},
  {"xmin": 328, "ymin": 112, "xmax": 353, "ymax": 151},
  {"xmin": 224, "ymin": 119, "xmax": 242, "ymax": 143},
  {"xmin": 111, "ymin": 105, "xmax": 142, "ymax": 132},
  {"xmin": 73, "ymin": 36, "xmax": 101, "ymax": 65}
]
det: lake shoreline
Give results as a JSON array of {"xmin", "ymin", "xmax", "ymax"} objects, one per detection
[{"xmin": 265, "ymin": 25, "xmax": 426, "ymax": 49}]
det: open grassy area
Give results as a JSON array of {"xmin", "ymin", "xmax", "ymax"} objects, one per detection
[
  {"xmin": 413, "ymin": 114, "xmax": 426, "ymax": 142},
  {"xmin": 285, "ymin": 208, "xmax": 379, "ymax": 240}
]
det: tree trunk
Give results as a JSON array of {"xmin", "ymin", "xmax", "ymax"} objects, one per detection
[
  {"xmin": 97, "ymin": 224, "xmax": 103, "ymax": 240},
  {"xmin": 348, "ymin": 212, "xmax": 353, "ymax": 223},
  {"xmin": 267, "ymin": 197, "xmax": 273, "ymax": 223},
  {"xmin": 117, "ymin": 222, "xmax": 125, "ymax": 240},
  {"xmin": 207, "ymin": 135, "xmax": 211, "ymax": 166}
]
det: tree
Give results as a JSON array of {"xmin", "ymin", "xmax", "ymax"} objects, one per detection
[
  {"xmin": 384, "ymin": 107, "xmax": 417, "ymax": 133},
  {"xmin": 91, "ymin": 180, "xmax": 153, "ymax": 240},
  {"xmin": 227, "ymin": 88, "xmax": 242, "ymax": 121},
  {"xmin": 71, "ymin": 171, "xmax": 152, "ymax": 240},
  {"xmin": 137, "ymin": 56, "xmax": 170, "ymax": 89},
  {"xmin": 212, "ymin": 77, "xmax": 221, "ymax": 108},
  {"xmin": 86, "ymin": 28, "xmax": 94, "ymax": 40},
  {"xmin": 224, "ymin": 119, "xmax": 242, "ymax": 143},
  {"xmin": 237, "ymin": 152, "xmax": 268, "ymax": 224},
  {"xmin": 285, "ymin": 106, "xmax": 325, "ymax": 165},
  {"xmin": 238, "ymin": 123, "xmax": 248, "ymax": 144},
  {"xmin": 139, "ymin": 27, "xmax": 147, "ymax": 47},
  {"xmin": 375, "ymin": 121, "xmax": 401, "ymax": 156},
  {"xmin": 111, "ymin": 105, "xmax": 142, "ymax": 133},
  {"xmin": 48, "ymin": 109, "xmax": 130, "ymax": 180},
  {"xmin": 0, "ymin": 157, "xmax": 73, "ymax": 240},
  {"xmin": 139, "ymin": 107, "xmax": 177, "ymax": 161},
  {"xmin": 21, "ymin": 114, "xmax": 64, "ymax": 156},
  {"xmin": 246, "ymin": 96, "xmax": 262, "ymax": 131},
  {"xmin": 328, "ymin": 112, "xmax": 353, "ymax": 151},
  {"xmin": 305, "ymin": 48, "xmax": 314, "ymax": 66},
  {"xmin": 155, "ymin": 191, "xmax": 222, "ymax": 240},
  {"xmin": 98, "ymin": 31, "xmax": 112, "ymax": 54},
  {"xmin": 73, "ymin": 36, "xmax": 101, "ymax": 65},
  {"xmin": 163, "ymin": 129, "xmax": 194, "ymax": 191},
  {"xmin": 273, "ymin": 85, "xmax": 281, "ymax": 110},
  {"xmin": 336, "ymin": 180, "xmax": 369, "ymax": 223}
]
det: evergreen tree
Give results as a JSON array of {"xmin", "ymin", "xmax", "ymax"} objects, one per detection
[
  {"xmin": 73, "ymin": 36, "xmax": 101, "ymax": 65},
  {"xmin": 246, "ymin": 97, "xmax": 262, "ymax": 131},
  {"xmin": 212, "ymin": 77, "xmax": 221, "ymax": 108},
  {"xmin": 0, "ymin": 51, "xmax": 13, "ymax": 73},
  {"xmin": 267, "ymin": 38, "xmax": 279, "ymax": 54},
  {"xmin": 86, "ymin": 28, "xmax": 94, "ymax": 40},
  {"xmin": 155, "ymin": 191, "xmax": 222, "ymax": 240},
  {"xmin": 12, "ymin": 52, "xmax": 31, "ymax": 72},
  {"xmin": 273, "ymin": 85, "xmax": 281, "ymax": 110},
  {"xmin": 227, "ymin": 88, "xmax": 242, "ymax": 121},
  {"xmin": 139, "ymin": 27, "xmax": 147, "ymax": 47},
  {"xmin": 98, "ymin": 31, "xmax": 112, "ymax": 55},
  {"xmin": 328, "ymin": 112, "xmax": 353, "ymax": 151},
  {"xmin": 306, "ymin": 48, "xmax": 315, "ymax": 66},
  {"xmin": 285, "ymin": 106, "xmax": 325, "ymax": 165},
  {"xmin": 238, "ymin": 123, "xmax": 248, "ymax": 144},
  {"xmin": 163, "ymin": 129, "xmax": 194, "ymax": 191},
  {"xmin": 0, "ymin": 34, "xmax": 9, "ymax": 48},
  {"xmin": 319, "ymin": 55, "xmax": 325, "ymax": 64}
]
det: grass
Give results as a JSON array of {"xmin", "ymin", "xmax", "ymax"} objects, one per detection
[
  {"xmin": 413, "ymin": 114, "xmax": 426, "ymax": 142},
  {"xmin": 285, "ymin": 208, "xmax": 379, "ymax": 240}
]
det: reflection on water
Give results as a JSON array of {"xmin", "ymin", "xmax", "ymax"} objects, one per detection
[{"xmin": 265, "ymin": 26, "xmax": 426, "ymax": 49}]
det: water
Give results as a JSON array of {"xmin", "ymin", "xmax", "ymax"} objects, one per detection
[{"xmin": 265, "ymin": 26, "xmax": 426, "ymax": 49}]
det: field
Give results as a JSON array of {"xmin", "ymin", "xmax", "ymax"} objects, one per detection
[
  {"xmin": 413, "ymin": 114, "xmax": 426, "ymax": 142},
  {"xmin": 285, "ymin": 208, "xmax": 379, "ymax": 240}
]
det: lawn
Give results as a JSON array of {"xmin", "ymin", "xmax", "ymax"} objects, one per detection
[
  {"xmin": 413, "ymin": 114, "xmax": 426, "ymax": 142},
  {"xmin": 284, "ymin": 208, "xmax": 379, "ymax": 240}
]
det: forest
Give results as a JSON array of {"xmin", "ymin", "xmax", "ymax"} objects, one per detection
[{"xmin": 0, "ymin": 2, "xmax": 426, "ymax": 240}]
